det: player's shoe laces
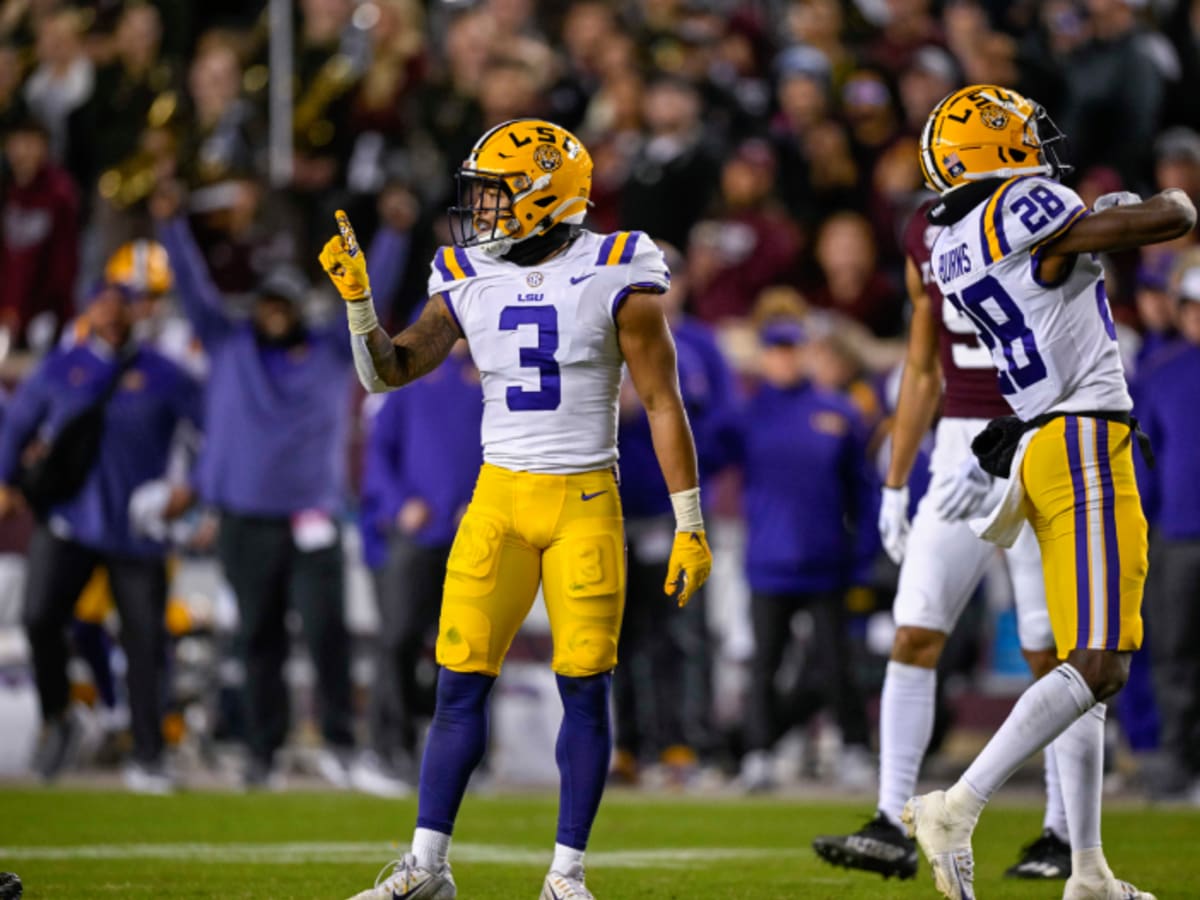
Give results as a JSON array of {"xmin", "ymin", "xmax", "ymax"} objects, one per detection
[
  {"xmin": 540, "ymin": 863, "xmax": 595, "ymax": 900},
  {"xmin": 1063, "ymin": 871, "xmax": 1156, "ymax": 899},
  {"xmin": 902, "ymin": 791, "xmax": 976, "ymax": 900},
  {"xmin": 1004, "ymin": 828, "xmax": 1071, "ymax": 879},
  {"xmin": 812, "ymin": 811, "xmax": 918, "ymax": 879},
  {"xmin": 346, "ymin": 854, "xmax": 456, "ymax": 900}
]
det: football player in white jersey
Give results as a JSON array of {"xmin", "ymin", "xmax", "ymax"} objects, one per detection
[
  {"xmin": 813, "ymin": 200, "xmax": 1069, "ymax": 881},
  {"xmin": 901, "ymin": 85, "xmax": 1195, "ymax": 900},
  {"xmin": 320, "ymin": 118, "xmax": 713, "ymax": 900}
]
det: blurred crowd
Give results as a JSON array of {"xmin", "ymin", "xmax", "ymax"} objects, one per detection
[{"xmin": 1, "ymin": 0, "xmax": 1200, "ymax": 798}]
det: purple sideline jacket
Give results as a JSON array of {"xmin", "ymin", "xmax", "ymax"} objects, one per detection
[
  {"xmin": 359, "ymin": 351, "xmax": 483, "ymax": 567},
  {"xmin": 0, "ymin": 342, "xmax": 201, "ymax": 557},
  {"xmin": 617, "ymin": 316, "xmax": 736, "ymax": 520},
  {"xmin": 158, "ymin": 217, "xmax": 357, "ymax": 518},
  {"xmin": 728, "ymin": 380, "xmax": 880, "ymax": 595},
  {"xmin": 1134, "ymin": 340, "xmax": 1200, "ymax": 540}
]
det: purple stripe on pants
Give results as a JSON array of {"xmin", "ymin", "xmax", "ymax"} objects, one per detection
[
  {"xmin": 1064, "ymin": 416, "xmax": 1091, "ymax": 648},
  {"xmin": 1096, "ymin": 420, "xmax": 1122, "ymax": 649}
]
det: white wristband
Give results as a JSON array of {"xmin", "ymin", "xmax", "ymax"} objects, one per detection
[
  {"xmin": 669, "ymin": 487, "xmax": 704, "ymax": 532},
  {"xmin": 346, "ymin": 295, "xmax": 379, "ymax": 335}
]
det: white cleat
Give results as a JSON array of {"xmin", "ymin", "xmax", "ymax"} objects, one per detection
[
  {"xmin": 346, "ymin": 854, "xmax": 456, "ymax": 899},
  {"xmin": 540, "ymin": 864, "xmax": 595, "ymax": 900},
  {"xmin": 1063, "ymin": 872, "xmax": 1157, "ymax": 899},
  {"xmin": 902, "ymin": 791, "xmax": 977, "ymax": 900}
]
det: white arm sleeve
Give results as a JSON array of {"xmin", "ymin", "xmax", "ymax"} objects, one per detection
[{"xmin": 351, "ymin": 333, "xmax": 398, "ymax": 394}]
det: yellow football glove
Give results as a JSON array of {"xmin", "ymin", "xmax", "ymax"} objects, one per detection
[
  {"xmin": 318, "ymin": 210, "xmax": 371, "ymax": 301},
  {"xmin": 664, "ymin": 530, "xmax": 713, "ymax": 608}
]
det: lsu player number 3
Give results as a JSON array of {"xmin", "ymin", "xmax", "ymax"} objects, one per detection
[
  {"xmin": 320, "ymin": 119, "xmax": 713, "ymax": 900},
  {"xmin": 902, "ymin": 85, "xmax": 1195, "ymax": 900}
]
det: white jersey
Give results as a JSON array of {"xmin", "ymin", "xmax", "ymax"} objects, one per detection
[
  {"xmin": 427, "ymin": 230, "xmax": 669, "ymax": 474},
  {"xmin": 929, "ymin": 175, "xmax": 1131, "ymax": 419}
]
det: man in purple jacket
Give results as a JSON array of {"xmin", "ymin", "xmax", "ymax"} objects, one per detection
[
  {"xmin": 0, "ymin": 281, "xmax": 201, "ymax": 792},
  {"xmin": 152, "ymin": 184, "xmax": 375, "ymax": 789},
  {"xmin": 1136, "ymin": 262, "xmax": 1200, "ymax": 800},
  {"xmin": 728, "ymin": 314, "xmax": 879, "ymax": 792}
]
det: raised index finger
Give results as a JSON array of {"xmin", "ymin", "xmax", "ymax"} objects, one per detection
[{"xmin": 335, "ymin": 209, "xmax": 359, "ymax": 257}]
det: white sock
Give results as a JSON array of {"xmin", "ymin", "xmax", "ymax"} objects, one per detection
[
  {"xmin": 1057, "ymin": 703, "xmax": 1106, "ymax": 857},
  {"xmin": 878, "ymin": 660, "xmax": 937, "ymax": 826},
  {"xmin": 1041, "ymin": 740, "xmax": 1069, "ymax": 841},
  {"xmin": 1072, "ymin": 847, "xmax": 1113, "ymax": 883},
  {"xmin": 412, "ymin": 827, "xmax": 451, "ymax": 871},
  {"xmin": 958, "ymin": 664, "xmax": 1095, "ymax": 809},
  {"xmin": 551, "ymin": 842, "xmax": 585, "ymax": 875}
]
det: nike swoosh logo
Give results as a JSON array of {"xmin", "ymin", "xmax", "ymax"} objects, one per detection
[
  {"xmin": 569, "ymin": 273, "xmax": 596, "ymax": 285},
  {"xmin": 580, "ymin": 490, "xmax": 607, "ymax": 501}
]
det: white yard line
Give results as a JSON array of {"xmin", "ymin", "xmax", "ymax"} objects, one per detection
[{"xmin": 0, "ymin": 842, "xmax": 798, "ymax": 869}]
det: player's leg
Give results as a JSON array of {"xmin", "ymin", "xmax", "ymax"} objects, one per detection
[
  {"xmin": 539, "ymin": 469, "xmax": 625, "ymax": 899},
  {"xmin": 803, "ymin": 589, "xmax": 871, "ymax": 781},
  {"xmin": 359, "ymin": 467, "xmax": 541, "ymax": 900},
  {"xmin": 216, "ymin": 513, "xmax": 291, "ymax": 783},
  {"xmin": 905, "ymin": 418, "xmax": 1151, "ymax": 900},
  {"xmin": 814, "ymin": 484, "xmax": 993, "ymax": 878},
  {"xmin": 1004, "ymin": 525, "xmax": 1072, "ymax": 879},
  {"xmin": 290, "ymin": 529, "xmax": 357, "ymax": 785},
  {"xmin": 106, "ymin": 555, "xmax": 171, "ymax": 792},
  {"xmin": 610, "ymin": 529, "xmax": 659, "ymax": 783},
  {"xmin": 742, "ymin": 591, "xmax": 800, "ymax": 792},
  {"xmin": 1057, "ymin": 420, "xmax": 1151, "ymax": 899},
  {"xmin": 22, "ymin": 528, "xmax": 100, "ymax": 780},
  {"xmin": 881, "ymin": 499, "xmax": 994, "ymax": 817},
  {"xmin": 1146, "ymin": 535, "xmax": 1200, "ymax": 795}
]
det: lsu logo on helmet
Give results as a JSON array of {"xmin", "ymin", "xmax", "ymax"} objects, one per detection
[
  {"xmin": 450, "ymin": 118, "xmax": 593, "ymax": 255},
  {"xmin": 919, "ymin": 85, "xmax": 1070, "ymax": 194}
]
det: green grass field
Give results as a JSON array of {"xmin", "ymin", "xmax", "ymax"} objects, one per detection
[{"xmin": 0, "ymin": 789, "xmax": 1197, "ymax": 898}]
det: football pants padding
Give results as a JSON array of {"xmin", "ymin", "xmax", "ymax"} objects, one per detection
[{"xmin": 1021, "ymin": 416, "xmax": 1146, "ymax": 658}]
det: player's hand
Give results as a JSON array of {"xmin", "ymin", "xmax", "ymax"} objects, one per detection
[
  {"xmin": 878, "ymin": 485, "xmax": 910, "ymax": 564},
  {"xmin": 318, "ymin": 210, "xmax": 371, "ymax": 301},
  {"xmin": 931, "ymin": 457, "xmax": 993, "ymax": 520},
  {"xmin": 665, "ymin": 530, "xmax": 712, "ymax": 608},
  {"xmin": 1093, "ymin": 191, "xmax": 1142, "ymax": 212}
]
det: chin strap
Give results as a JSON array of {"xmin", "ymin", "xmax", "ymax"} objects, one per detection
[{"xmin": 501, "ymin": 223, "xmax": 579, "ymax": 266}]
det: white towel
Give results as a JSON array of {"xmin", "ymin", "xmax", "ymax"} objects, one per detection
[{"xmin": 969, "ymin": 429, "xmax": 1037, "ymax": 548}]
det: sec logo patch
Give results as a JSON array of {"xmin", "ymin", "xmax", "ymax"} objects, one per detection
[{"xmin": 526, "ymin": 272, "xmax": 544, "ymax": 287}]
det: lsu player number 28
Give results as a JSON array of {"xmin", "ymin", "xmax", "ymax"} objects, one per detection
[
  {"xmin": 902, "ymin": 85, "xmax": 1195, "ymax": 900},
  {"xmin": 320, "ymin": 118, "xmax": 713, "ymax": 900}
]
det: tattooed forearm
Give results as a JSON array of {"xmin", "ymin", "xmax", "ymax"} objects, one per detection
[
  {"xmin": 393, "ymin": 309, "xmax": 461, "ymax": 384},
  {"xmin": 365, "ymin": 294, "xmax": 462, "ymax": 389}
]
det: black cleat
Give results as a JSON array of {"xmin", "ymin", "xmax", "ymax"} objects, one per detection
[
  {"xmin": 0, "ymin": 872, "xmax": 23, "ymax": 900},
  {"xmin": 1004, "ymin": 829, "xmax": 1071, "ymax": 879},
  {"xmin": 812, "ymin": 811, "xmax": 918, "ymax": 880}
]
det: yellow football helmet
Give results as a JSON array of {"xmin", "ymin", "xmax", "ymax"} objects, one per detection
[
  {"xmin": 919, "ymin": 85, "xmax": 1070, "ymax": 194},
  {"xmin": 450, "ymin": 118, "xmax": 593, "ymax": 254},
  {"xmin": 105, "ymin": 239, "xmax": 173, "ymax": 297}
]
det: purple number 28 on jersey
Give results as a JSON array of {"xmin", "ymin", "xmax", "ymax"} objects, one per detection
[
  {"xmin": 499, "ymin": 305, "xmax": 562, "ymax": 411},
  {"xmin": 946, "ymin": 274, "xmax": 1048, "ymax": 395}
]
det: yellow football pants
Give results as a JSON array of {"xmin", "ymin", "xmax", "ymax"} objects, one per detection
[
  {"xmin": 437, "ymin": 463, "xmax": 626, "ymax": 678},
  {"xmin": 1021, "ymin": 416, "xmax": 1147, "ymax": 658}
]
